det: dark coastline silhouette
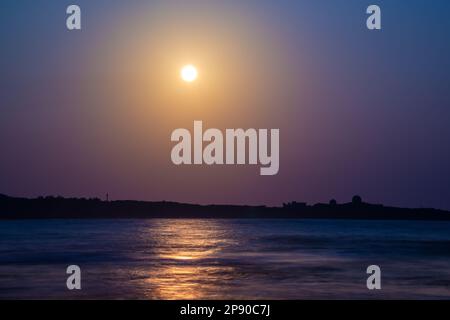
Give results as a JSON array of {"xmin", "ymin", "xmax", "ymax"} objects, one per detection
[{"xmin": 0, "ymin": 193, "xmax": 449, "ymax": 220}]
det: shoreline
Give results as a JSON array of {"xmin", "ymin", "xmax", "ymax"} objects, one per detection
[{"xmin": 1, "ymin": 194, "xmax": 450, "ymax": 221}]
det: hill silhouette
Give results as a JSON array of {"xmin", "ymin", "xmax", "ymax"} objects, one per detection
[{"xmin": 0, "ymin": 194, "xmax": 449, "ymax": 220}]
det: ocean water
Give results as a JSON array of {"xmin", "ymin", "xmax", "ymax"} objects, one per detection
[{"xmin": 0, "ymin": 219, "xmax": 450, "ymax": 299}]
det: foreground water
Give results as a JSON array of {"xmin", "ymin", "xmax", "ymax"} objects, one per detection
[{"xmin": 1, "ymin": 219, "xmax": 450, "ymax": 299}]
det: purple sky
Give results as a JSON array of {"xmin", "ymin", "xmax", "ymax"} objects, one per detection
[{"xmin": 1, "ymin": 0, "xmax": 450, "ymax": 209}]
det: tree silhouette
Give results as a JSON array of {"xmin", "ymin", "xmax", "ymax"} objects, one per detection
[{"xmin": 352, "ymin": 195, "xmax": 362, "ymax": 205}]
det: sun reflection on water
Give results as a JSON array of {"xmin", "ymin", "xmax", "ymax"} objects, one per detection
[{"xmin": 140, "ymin": 219, "xmax": 237, "ymax": 300}]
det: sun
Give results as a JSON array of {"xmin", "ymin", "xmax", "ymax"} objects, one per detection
[{"xmin": 181, "ymin": 65, "xmax": 198, "ymax": 83}]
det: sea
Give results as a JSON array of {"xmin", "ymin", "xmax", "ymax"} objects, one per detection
[{"xmin": 1, "ymin": 219, "xmax": 450, "ymax": 299}]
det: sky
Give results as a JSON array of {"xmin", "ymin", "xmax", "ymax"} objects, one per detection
[{"xmin": 1, "ymin": 0, "xmax": 450, "ymax": 209}]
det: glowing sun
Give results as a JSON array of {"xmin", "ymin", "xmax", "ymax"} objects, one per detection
[{"xmin": 180, "ymin": 65, "xmax": 198, "ymax": 82}]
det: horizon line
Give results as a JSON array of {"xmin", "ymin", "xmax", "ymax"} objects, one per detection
[{"xmin": 1, "ymin": 193, "xmax": 448, "ymax": 213}]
